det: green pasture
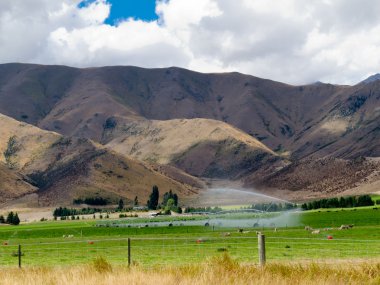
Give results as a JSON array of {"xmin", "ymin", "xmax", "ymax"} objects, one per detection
[
  {"xmin": 0, "ymin": 207, "xmax": 378, "ymax": 267},
  {"xmin": 372, "ymin": 194, "xmax": 380, "ymax": 202}
]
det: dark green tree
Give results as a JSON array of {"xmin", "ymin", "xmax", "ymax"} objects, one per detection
[
  {"xmin": 0, "ymin": 215, "xmax": 4, "ymax": 223},
  {"xmin": 147, "ymin": 185, "xmax": 159, "ymax": 210},
  {"xmin": 162, "ymin": 191, "xmax": 171, "ymax": 206},
  {"xmin": 118, "ymin": 199, "xmax": 124, "ymax": 210},
  {"xmin": 339, "ymin": 197, "xmax": 347, "ymax": 208},
  {"xmin": 12, "ymin": 213, "xmax": 20, "ymax": 225},
  {"xmin": 357, "ymin": 195, "xmax": 374, "ymax": 207},
  {"xmin": 6, "ymin": 212, "xmax": 14, "ymax": 224},
  {"xmin": 162, "ymin": 190, "xmax": 178, "ymax": 206},
  {"xmin": 173, "ymin": 193, "xmax": 178, "ymax": 206},
  {"xmin": 134, "ymin": 196, "xmax": 139, "ymax": 206}
]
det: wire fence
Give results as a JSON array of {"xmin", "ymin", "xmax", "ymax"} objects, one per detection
[{"xmin": 0, "ymin": 234, "xmax": 379, "ymax": 268}]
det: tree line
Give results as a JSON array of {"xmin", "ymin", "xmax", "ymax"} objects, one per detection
[
  {"xmin": 0, "ymin": 211, "xmax": 20, "ymax": 225},
  {"xmin": 53, "ymin": 207, "xmax": 102, "ymax": 217},
  {"xmin": 247, "ymin": 203, "xmax": 298, "ymax": 212},
  {"xmin": 73, "ymin": 197, "xmax": 108, "ymax": 206},
  {"xmin": 183, "ymin": 206, "xmax": 223, "ymax": 213},
  {"xmin": 301, "ymin": 195, "xmax": 374, "ymax": 210}
]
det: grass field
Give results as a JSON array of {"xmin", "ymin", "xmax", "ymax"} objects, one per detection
[{"xmin": 0, "ymin": 206, "xmax": 378, "ymax": 268}]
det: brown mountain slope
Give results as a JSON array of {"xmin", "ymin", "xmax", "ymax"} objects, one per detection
[
  {"xmin": 0, "ymin": 114, "xmax": 198, "ymax": 206},
  {"xmin": 104, "ymin": 118, "xmax": 283, "ymax": 179},
  {"xmin": 1, "ymin": 63, "xmax": 379, "ymax": 162},
  {"xmin": 0, "ymin": 113, "xmax": 61, "ymax": 170},
  {"xmin": 0, "ymin": 163, "xmax": 36, "ymax": 203},
  {"xmin": 245, "ymin": 157, "xmax": 380, "ymax": 200},
  {"xmin": 28, "ymin": 137, "xmax": 198, "ymax": 206},
  {"xmin": 289, "ymin": 80, "xmax": 380, "ymax": 159}
]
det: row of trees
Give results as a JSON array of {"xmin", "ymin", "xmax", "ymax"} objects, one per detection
[
  {"xmin": 0, "ymin": 212, "xmax": 20, "ymax": 225},
  {"xmin": 301, "ymin": 195, "xmax": 374, "ymax": 210},
  {"xmin": 73, "ymin": 197, "xmax": 108, "ymax": 206},
  {"xmin": 53, "ymin": 207, "xmax": 102, "ymax": 217},
  {"xmin": 248, "ymin": 203, "xmax": 298, "ymax": 212},
  {"xmin": 183, "ymin": 206, "xmax": 223, "ymax": 213}
]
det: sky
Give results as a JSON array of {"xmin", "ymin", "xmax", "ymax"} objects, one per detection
[{"xmin": 1, "ymin": 0, "xmax": 380, "ymax": 85}]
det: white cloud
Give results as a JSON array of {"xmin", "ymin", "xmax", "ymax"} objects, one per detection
[{"xmin": 1, "ymin": 0, "xmax": 380, "ymax": 84}]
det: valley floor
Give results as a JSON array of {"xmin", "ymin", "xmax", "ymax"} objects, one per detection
[{"xmin": 0, "ymin": 206, "xmax": 378, "ymax": 284}]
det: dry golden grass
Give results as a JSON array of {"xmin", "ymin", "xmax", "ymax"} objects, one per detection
[
  {"xmin": 106, "ymin": 118, "xmax": 275, "ymax": 164},
  {"xmin": 1, "ymin": 255, "xmax": 379, "ymax": 285},
  {"xmin": 0, "ymin": 113, "xmax": 60, "ymax": 169},
  {"xmin": 0, "ymin": 163, "xmax": 36, "ymax": 202}
]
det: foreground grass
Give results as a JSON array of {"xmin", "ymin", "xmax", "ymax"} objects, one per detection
[{"xmin": 0, "ymin": 255, "xmax": 379, "ymax": 285}]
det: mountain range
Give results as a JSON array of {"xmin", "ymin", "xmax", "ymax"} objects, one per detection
[{"xmin": 0, "ymin": 63, "xmax": 379, "ymax": 206}]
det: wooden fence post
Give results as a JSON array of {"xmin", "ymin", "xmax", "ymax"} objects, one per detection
[
  {"xmin": 128, "ymin": 238, "xmax": 131, "ymax": 267},
  {"xmin": 258, "ymin": 234, "xmax": 266, "ymax": 266},
  {"xmin": 18, "ymin": 244, "xmax": 21, "ymax": 268}
]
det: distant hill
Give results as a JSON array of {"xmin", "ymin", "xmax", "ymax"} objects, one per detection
[
  {"xmin": 0, "ymin": 114, "xmax": 199, "ymax": 206},
  {"xmin": 104, "ymin": 117, "xmax": 283, "ymax": 179},
  {"xmin": 361, "ymin": 73, "xmax": 380, "ymax": 84}
]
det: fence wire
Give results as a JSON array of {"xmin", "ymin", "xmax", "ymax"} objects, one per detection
[{"xmin": 0, "ymin": 235, "xmax": 379, "ymax": 267}]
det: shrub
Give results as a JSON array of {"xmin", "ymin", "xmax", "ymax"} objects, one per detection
[
  {"xmin": 3, "ymin": 136, "xmax": 19, "ymax": 168},
  {"xmin": 103, "ymin": 117, "xmax": 117, "ymax": 129},
  {"xmin": 92, "ymin": 256, "xmax": 112, "ymax": 273},
  {"xmin": 118, "ymin": 199, "xmax": 124, "ymax": 210}
]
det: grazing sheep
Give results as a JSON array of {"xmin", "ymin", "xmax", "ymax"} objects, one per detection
[
  {"xmin": 305, "ymin": 226, "xmax": 313, "ymax": 231},
  {"xmin": 311, "ymin": 230, "xmax": 320, "ymax": 234},
  {"xmin": 222, "ymin": 232, "xmax": 231, "ymax": 237},
  {"xmin": 339, "ymin": 225, "xmax": 350, "ymax": 230}
]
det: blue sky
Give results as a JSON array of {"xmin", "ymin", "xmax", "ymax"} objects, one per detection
[{"xmin": 80, "ymin": 0, "xmax": 159, "ymax": 25}]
